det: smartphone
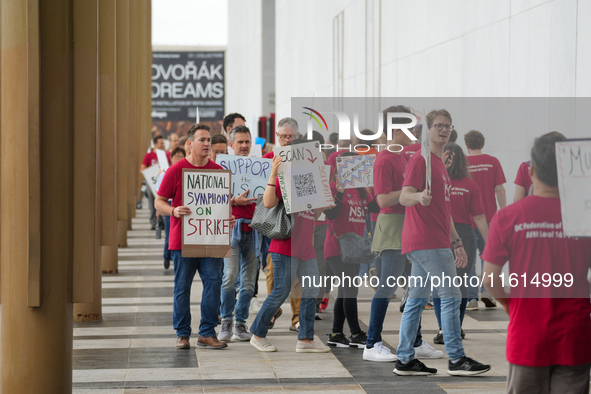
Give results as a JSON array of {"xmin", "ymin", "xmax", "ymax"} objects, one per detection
[{"xmin": 444, "ymin": 144, "xmax": 457, "ymax": 165}]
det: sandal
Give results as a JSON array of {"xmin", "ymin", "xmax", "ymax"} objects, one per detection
[{"xmin": 268, "ymin": 307, "xmax": 282, "ymax": 329}]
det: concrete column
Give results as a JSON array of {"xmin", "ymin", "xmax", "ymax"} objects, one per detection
[
  {"xmin": 116, "ymin": 0, "xmax": 130, "ymax": 247},
  {"xmin": 99, "ymin": 0, "xmax": 119, "ymax": 274},
  {"xmin": 72, "ymin": 0, "xmax": 102, "ymax": 321},
  {"xmin": 127, "ymin": 0, "xmax": 139, "ymax": 228},
  {"xmin": 1, "ymin": 0, "xmax": 75, "ymax": 391}
]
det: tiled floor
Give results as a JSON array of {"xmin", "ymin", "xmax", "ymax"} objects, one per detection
[{"xmin": 73, "ymin": 205, "xmax": 519, "ymax": 393}]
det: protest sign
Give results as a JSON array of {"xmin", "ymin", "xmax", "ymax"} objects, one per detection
[
  {"xmin": 181, "ymin": 169, "xmax": 232, "ymax": 257},
  {"xmin": 274, "ymin": 141, "xmax": 333, "ymax": 214},
  {"xmin": 155, "ymin": 149, "xmax": 170, "ymax": 171},
  {"xmin": 336, "ymin": 154, "xmax": 376, "ymax": 189},
  {"xmin": 556, "ymin": 139, "xmax": 591, "ymax": 237},
  {"xmin": 216, "ymin": 154, "xmax": 272, "ymax": 198},
  {"xmin": 141, "ymin": 164, "xmax": 160, "ymax": 196}
]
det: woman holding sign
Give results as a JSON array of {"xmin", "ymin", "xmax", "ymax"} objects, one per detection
[
  {"xmin": 250, "ymin": 154, "xmax": 331, "ymax": 353},
  {"xmin": 324, "ymin": 152, "xmax": 380, "ymax": 349}
]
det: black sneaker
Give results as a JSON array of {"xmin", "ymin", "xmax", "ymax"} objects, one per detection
[
  {"xmin": 349, "ymin": 331, "xmax": 367, "ymax": 349},
  {"xmin": 327, "ymin": 333, "xmax": 350, "ymax": 348},
  {"xmin": 433, "ymin": 330, "xmax": 444, "ymax": 345},
  {"xmin": 447, "ymin": 356, "xmax": 490, "ymax": 376},
  {"xmin": 393, "ymin": 359, "xmax": 437, "ymax": 376}
]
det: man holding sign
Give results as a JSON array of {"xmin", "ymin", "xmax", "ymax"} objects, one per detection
[
  {"xmin": 141, "ymin": 135, "xmax": 171, "ymax": 230},
  {"xmin": 156, "ymin": 124, "xmax": 236, "ymax": 350},
  {"xmin": 218, "ymin": 125, "xmax": 260, "ymax": 342}
]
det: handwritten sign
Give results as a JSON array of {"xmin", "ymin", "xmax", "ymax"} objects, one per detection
[
  {"xmin": 216, "ymin": 154, "xmax": 272, "ymax": 198},
  {"xmin": 274, "ymin": 141, "xmax": 333, "ymax": 214},
  {"xmin": 181, "ymin": 169, "xmax": 232, "ymax": 257},
  {"xmin": 336, "ymin": 154, "xmax": 376, "ymax": 188},
  {"xmin": 155, "ymin": 149, "xmax": 170, "ymax": 171},
  {"xmin": 556, "ymin": 139, "xmax": 591, "ymax": 237},
  {"xmin": 141, "ymin": 164, "xmax": 160, "ymax": 196}
]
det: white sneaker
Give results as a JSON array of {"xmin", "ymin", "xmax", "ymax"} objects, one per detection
[
  {"xmin": 250, "ymin": 336, "xmax": 277, "ymax": 352},
  {"xmin": 466, "ymin": 299, "xmax": 479, "ymax": 311},
  {"xmin": 414, "ymin": 341, "xmax": 444, "ymax": 359},
  {"xmin": 480, "ymin": 291, "xmax": 497, "ymax": 308},
  {"xmin": 295, "ymin": 340, "xmax": 330, "ymax": 353},
  {"xmin": 249, "ymin": 296, "xmax": 261, "ymax": 314},
  {"xmin": 363, "ymin": 342, "xmax": 397, "ymax": 362}
]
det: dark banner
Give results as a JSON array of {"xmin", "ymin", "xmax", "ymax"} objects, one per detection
[{"xmin": 151, "ymin": 51, "xmax": 225, "ymax": 122}]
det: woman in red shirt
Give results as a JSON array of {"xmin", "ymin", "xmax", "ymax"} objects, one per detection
[
  {"xmin": 432, "ymin": 144, "xmax": 488, "ymax": 344},
  {"xmin": 324, "ymin": 153, "xmax": 380, "ymax": 348}
]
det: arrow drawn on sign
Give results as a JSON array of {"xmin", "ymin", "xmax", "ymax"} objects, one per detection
[{"xmin": 306, "ymin": 149, "xmax": 317, "ymax": 163}]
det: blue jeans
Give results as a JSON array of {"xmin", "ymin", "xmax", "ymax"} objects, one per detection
[
  {"xmin": 397, "ymin": 248, "xmax": 464, "ymax": 362},
  {"xmin": 163, "ymin": 215, "xmax": 171, "ymax": 261},
  {"xmin": 250, "ymin": 253, "xmax": 319, "ymax": 340},
  {"xmin": 220, "ymin": 232, "xmax": 258, "ymax": 323},
  {"xmin": 366, "ymin": 250, "xmax": 422, "ymax": 349},
  {"xmin": 171, "ymin": 251, "xmax": 223, "ymax": 338},
  {"xmin": 468, "ymin": 224, "xmax": 488, "ymax": 300}
]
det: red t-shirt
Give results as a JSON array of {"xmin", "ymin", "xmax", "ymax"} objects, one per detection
[
  {"xmin": 268, "ymin": 180, "xmax": 316, "ymax": 260},
  {"xmin": 263, "ymin": 151, "xmax": 274, "ymax": 159},
  {"xmin": 373, "ymin": 150, "xmax": 408, "ymax": 215},
  {"xmin": 514, "ymin": 161, "xmax": 533, "ymax": 196},
  {"xmin": 142, "ymin": 150, "xmax": 172, "ymax": 167},
  {"xmin": 157, "ymin": 158, "xmax": 224, "ymax": 250},
  {"xmin": 142, "ymin": 151, "xmax": 158, "ymax": 167},
  {"xmin": 466, "ymin": 154, "xmax": 506, "ymax": 223},
  {"xmin": 401, "ymin": 152, "xmax": 452, "ymax": 254},
  {"xmin": 324, "ymin": 184, "xmax": 368, "ymax": 259},
  {"xmin": 481, "ymin": 196, "xmax": 591, "ymax": 367},
  {"xmin": 403, "ymin": 143, "xmax": 421, "ymax": 160},
  {"xmin": 232, "ymin": 204, "xmax": 255, "ymax": 232},
  {"xmin": 449, "ymin": 177, "xmax": 484, "ymax": 225}
]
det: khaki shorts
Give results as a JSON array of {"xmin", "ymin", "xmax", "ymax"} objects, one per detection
[{"xmin": 371, "ymin": 213, "xmax": 405, "ymax": 253}]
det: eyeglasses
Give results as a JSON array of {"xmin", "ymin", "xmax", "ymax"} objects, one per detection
[
  {"xmin": 276, "ymin": 133, "xmax": 299, "ymax": 141},
  {"xmin": 212, "ymin": 150, "xmax": 227, "ymax": 154},
  {"xmin": 430, "ymin": 123, "xmax": 454, "ymax": 131}
]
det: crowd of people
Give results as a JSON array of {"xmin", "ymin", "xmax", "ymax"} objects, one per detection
[{"xmin": 142, "ymin": 108, "xmax": 591, "ymax": 391}]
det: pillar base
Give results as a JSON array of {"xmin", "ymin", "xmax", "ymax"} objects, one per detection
[
  {"xmin": 101, "ymin": 245, "xmax": 118, "ymax": 274},
  {"xmin": 117, "ymin": 219, "xmax": 128, "ymax": 247}
]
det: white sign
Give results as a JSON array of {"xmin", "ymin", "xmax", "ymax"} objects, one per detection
[
  {"xmin": 182, "ymin": 169, "xmax": 232, "ymax": 247},
  {"xmin": 141, "ymin": 164, "xmax": 160, "ymax": 196},
  {"xmin": 216, "ymin": 154, "xmax": 272, "ymax": 198},
  {"xmin": 155, "ymin": 149, "xmax": 169, "ymax": 171},
  {"xmin": 556, "ymin": 139, "xmax": 591, "ymax": 237},
  {"xmin": 274, "ymin": 141, "xmax": 333, "ymax": 214},
  {"xmin": 336, "ymin": 154, "xmax": 376, "ymax": 189}
]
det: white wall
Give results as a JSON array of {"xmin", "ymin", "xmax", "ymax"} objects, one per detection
[
  {"xmin": 226, "ymin": 0, "xmax": 263, "ymax": 126},
  {"xmin": 271, "ymin": 0, "xmax": 591, "ymax": 202}
]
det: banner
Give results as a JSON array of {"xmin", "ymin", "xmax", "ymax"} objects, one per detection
[
  {"xmin": 274, "ymin": 141, "xmax": 333, "ymax": 214},
  {"xmin": 216, "ymin": 154, "xmax": 272, "ymax": 198},
  {"xmin": 556, "ymin": 139, "xmax": 591, "ymax": 237},
  {"xmin": 181, "ymin": 169, "xmax": 232, "ymax": 257},
  {"xmin": 151, "ymin": 51, "xmax": 224, "ymax": 122},
  {"xmin": 141, "ymin": 165, "xmax": 160, "ymax": 196},
  {"xmin": 336, "ymin": 154, "xmax": 376, "ymax": 189}
]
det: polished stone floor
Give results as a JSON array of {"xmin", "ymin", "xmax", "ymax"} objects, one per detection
[{"xmin": 72, "ymin": 205, "xmax": 516, "ymax": 394}]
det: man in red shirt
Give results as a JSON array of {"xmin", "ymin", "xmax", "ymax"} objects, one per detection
[
  {"xmin": 218, "ymin": 125, "xmax": 259, "ymax": 343},
  {"xmin": 394, "ymin": 109, "xmax": 490, "ymax": 376},
  {"xmin": 141, "ymin": 135, "xmax": 170, "ymax": 230},
  {"xmin": 464, "ymin": 130, "xmax": 506, "ymax": 309},
  {"xmin": 483, "ymin": 132, "xmax": 591, "ymax": 393},
  {"xmin": 155, "ymin": 124, "xmax": 236, "ymax": 350}
]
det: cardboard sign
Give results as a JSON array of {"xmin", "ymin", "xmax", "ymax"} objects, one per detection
[
  {"xmin": 141, "ymin": 164, "xmax": 160, "ymax": 196},
  {"xmin": 556, "ymin": 139, "xmax": 591, "ymax": 237},
  {"xmin": 155, "ymin": 149, "xmax": 169, "ymax": 171},
  {"xmin": 216, "ymin": 154, "xmax": 272, "ymax": 198},
  {"xmin": 181, "ymin": 169, "xmax": 232, "ymax": 257},
  {"xmin": 336, "ymin": 154, "xmax": 376, "ymax": 188},
  {"xmin": 274, "ymin": 141, "xmax": 333, "ymax": 214}
]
